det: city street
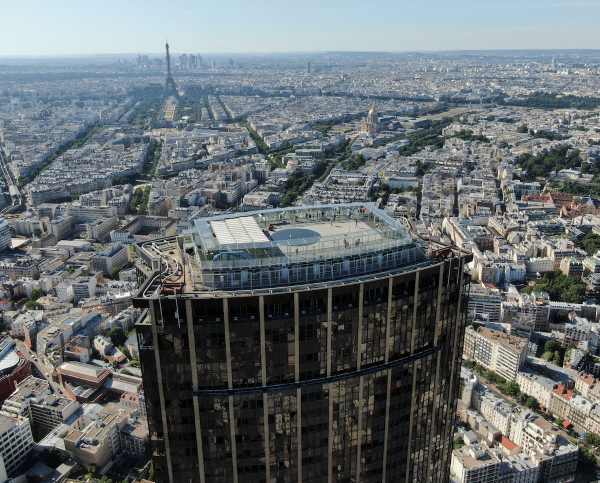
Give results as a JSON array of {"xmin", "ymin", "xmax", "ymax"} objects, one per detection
[{"xmin": 13, "ymin": 338, "xmax": 71, "ymax": 400}]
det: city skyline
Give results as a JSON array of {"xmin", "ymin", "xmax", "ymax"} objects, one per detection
[{"xmin": 2, "ymin": 0, "xmax": 600, "ymax": 57}]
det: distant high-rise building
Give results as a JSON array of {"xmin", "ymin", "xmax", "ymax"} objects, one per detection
[
  {"xmin": 211, "ymin": 60, "xmax": 216, "ymax": 69},
  {"xmin": 162, "ymin": 41, "xmax": 181, "ymax": 102},
  {"xmin": 306, "ymin": 61, "xmax": 311, "ymax": 73},
  {"xmin": 197, "ymin": 55, "xmax": 203, "ymax": 67},
  {"xmin": 134, "ymin": 203, "xmax": 472, "ymax": 483},
  {"xmin": 0, "ymin": 218, "xmax": 11, "ymax": 253},
  {"xmin": 551, "ymin": 57, "xmax": 557, "ymax": 69}
]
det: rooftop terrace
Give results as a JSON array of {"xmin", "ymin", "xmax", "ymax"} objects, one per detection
[{"xmin": 136, "ymin": 203, "xmax": 432, "ymax": 295}]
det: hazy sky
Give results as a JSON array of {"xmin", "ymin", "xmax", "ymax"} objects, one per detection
[{"xmin": 2, "ymin": 0, "xmax": 600, "ymax": 56}]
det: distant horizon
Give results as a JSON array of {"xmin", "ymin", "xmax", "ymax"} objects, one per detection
[
  {"xmin": 3, "ymin": 0, "xmax": 600, "ymax": 57},
  {"xmin": 1, "ymin": 47, "xmax": 599, "ymax": 60}
]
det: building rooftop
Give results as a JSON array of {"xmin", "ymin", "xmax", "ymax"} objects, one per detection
[
  {"xmin": 136, "ymin": 202, "xmax": 433, "ymax": 295},
  {"xmin": 7, "ymin": 376, "xmax": 50, "ymax": 400},
  {"xmin": 552, "ymin": 384, "xmax": 575, "ymax": 401},
  {"xmin": 477, "ymin": 327, "xmax": 528, "ymax": 353},
  {"xmin": 57, "ymin": 362, "xmax": 109, "ymax": 382},
  {"xmin": 453, "ymin": 443, "xmax": 500, "ymax": 469},
  {"xmin": 578, "ymin": 372, "xmax": 596, "ymax": 386},
  {"xmin": 0, "ymin": 413, "xmax": 19, "ymax": 434},
  {"xmin": 0, "ymin": 340, "xmax": 20, "ymax": 374}
]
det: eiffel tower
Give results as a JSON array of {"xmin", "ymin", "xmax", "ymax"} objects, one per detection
[{"xmin": 162, "ymin": 40, "xmax": 181, "ymax": 102}]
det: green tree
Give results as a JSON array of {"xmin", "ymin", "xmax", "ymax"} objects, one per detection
[
  {"xmin": 118, "ymin": 345, "xmax": 131, "ymax": 359},
  {"xmin": 585, "ymin": 432, "xmax": 600, "ymax": 448},
  {"xmin": 525, "ymin": 396, "xmax": 540, "ymax": 410},
  {"xmin": 108, "ymin": 326, "xmax": 127, "ymax": 347},
  {"xmin": 67, "ymin": 266, "xmax": 76, "ymax": 274},
  {"xmin": 24, "ymin": 301, "xmax": 44, "ymax": 312},
  {"xmin": 545, "ymin": 339, "xmax": 560, "ymax": 354},
  {"xmin": 109, "ymin": 266, "xmax": 123, "ymax": 279},
  {"xmin": 518, "ymin": 393, "xmax": 527, "ymax": 404},
  {"xmin": 502, "ymin": 380, "xmax": 521, "ymax": 397},
  {"xmin": 580, "ymin": 446, "xmax": 596, "ymax": 465},
  {"xmin": 517, "ymin": 125, "xmax": 529, "ymax": 133},
  {"xmin": 579, "ymin": 232, "xmax": 600, "ymax": 256},
  {"xmin": 522, "ymin": 269, "xmax": 587, "ymax": 304},
  {"xmin": 453, "ymin": 436, "xmax": 465, "ymax": 450},
  {"xmin": 552, "ymin": 351, "xmax": 563, "ymax": 367},
  {"xmin": 484, "ymin": 370, "xmax": 506, "ymax": 385},
  {"xmin": 30, "ymin": 287, "xmax": 45, "ymax": 301}
]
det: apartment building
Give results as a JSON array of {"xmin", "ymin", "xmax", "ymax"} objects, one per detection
[
  {"xmin": 1, "ymin": 377, "xmax": 79, "ymax": 435},
  {"xmin": 467, "ymin": 284, "xmax": 504, "ymax": 323},
  {"xmin": 64, "ymin": 404, "xmax": 148, "ymax": 468},
  {"xmin": 90, "ymin": 243, "xmax": 128, "ymax": 274},
  {"xmin": 451, "ymin": 443, "xmax": 500, "ymax": 483},
  {"xmin": 471, "ymin": 327, "xmax": 528, "ymax": 381},
  {"xmin": 549, "ymin": 385, "xmax": 575, "ymax": 420},
  {"xmin": 516, "ymin": 372, "xmax": 558, "ymax": 411},
  {"xmin": 72, "ymin": 276, "xmax": 97, "ymax": 304},
  {"xmin": 86, "ymin": 215, "xmax": 119, "ymax": 242},
  {"xmin": 45, "ymin": 215, "xmax": 75, "ymax": 241},
  {"xmin": 0, "ymin": 414, "xmax": 33, "ymax": 476}
]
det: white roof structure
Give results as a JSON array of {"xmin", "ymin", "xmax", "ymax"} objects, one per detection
[
  {"xmin": 210, "ymin": 216, "xmax": 269, "ymax": 245},
  {"xmin": 0, "ymin": 348, "xmax": 19, "ymax": 372}
]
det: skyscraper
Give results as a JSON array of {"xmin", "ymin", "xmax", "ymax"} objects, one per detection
[{"xmin": 134, "ymin": 203, "xmax": 472, "ymax": 483}]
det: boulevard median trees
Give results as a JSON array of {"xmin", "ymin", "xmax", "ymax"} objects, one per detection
[
  {"xmin": 482, "ymin": 370, "xmax": 521, "ymax": 398},
  {"xmin": 501, "ymin": 380, "xmax": 521, "ymax": 398},
  {"xmin": 484, "ymin": 370, "xmax": 506, "ymax": 385}
]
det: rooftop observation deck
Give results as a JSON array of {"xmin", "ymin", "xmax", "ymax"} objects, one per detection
[{"xmin": 136, "ymin": 203, "xmax": 432, "ymax": 296}]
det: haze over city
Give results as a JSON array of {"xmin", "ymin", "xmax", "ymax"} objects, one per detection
[{"xmin": 3, "ymin": 0, "xmax": 600, "ymax": 56}]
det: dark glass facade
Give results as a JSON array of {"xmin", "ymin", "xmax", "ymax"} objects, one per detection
[{"xmin": 135, "ymin": 256, "xmax": 471, "ymax": 483}]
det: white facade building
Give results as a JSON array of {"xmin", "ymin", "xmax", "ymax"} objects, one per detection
[{"xmin": 0, "ymin": 414, "xmax": 33, "ymax": 476}]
